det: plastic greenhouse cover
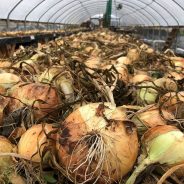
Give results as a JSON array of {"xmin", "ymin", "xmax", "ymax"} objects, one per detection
[{"xmin": 0, "ymin": 0, "xmax": 184, "ymax": 26}]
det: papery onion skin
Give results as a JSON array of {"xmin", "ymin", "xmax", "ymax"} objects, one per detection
[
  {"xmin": 18, "ymin": 123, "xmax": 57, "ymax": 163},
  {"xmin": 56, "ymin": 103, "xmax": 138, "ymax": 184}
]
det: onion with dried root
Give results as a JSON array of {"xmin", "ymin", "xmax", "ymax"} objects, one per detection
[{"xmin": 56, "ymin": 103, "xmax": 139, "ymax": 184}]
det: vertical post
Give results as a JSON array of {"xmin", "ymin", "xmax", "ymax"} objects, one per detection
[{"xmin": 104, "ymin": 0, "xmax": 112, "ymax": 27}]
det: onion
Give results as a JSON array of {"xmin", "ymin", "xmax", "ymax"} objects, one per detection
[
  {"xmin": 18, "ymin": 123, "xmax": 57, "ymax": 162},
  {"xmin": 131, "ymin": 74, "xmax": 152, "ymax": 84},
  {"xmin": 8, "ymin": 173, "xmax": 26, "ymax": 184},
  {"xmin": 0, "ymin": 60, "xmax": 11, "ymax": 69},
  {"xmin": 0, "ymin": 96, "xmax": 10, "ymax": 125},
  {"xmin": 12, "ymin": 59, "xmax": 40, "ymax": 74},
  {"xmin": 117, "ymin": 56, "xmax": 132, "ymax": 65},
  {"xmin": 85, "ymin": 57, "xmax": 101, "ymax": 69},
  {"xmin": 8, "ymin": 83, "xmax": 60, "ymax": 119},
  {"xmin": 146, "ymin": 48, "xmax": 154, "ymax": 54},
  {"xmin": 140, "ymin": 44, "xmax": 149, "ymax": 50},
  {"xmin": 127, "ymin": 48, "xmax": 139, "ymax": 62},
  {"xmin": 165, "ymin": 71, "xmax": 184, "ymax": 80},
  {"xmin": 170, "ymin": 56, "xmax": 184, "ymax": 71},
  {"xmin": 132, "ymin": 105, "xmax": 174, "ymax": 135},
  {"xmin": 137, "ymin": 78, "xmax": 177, "ymax": 105},
  {"xmin": 0, "ymin": 136, "xmax": 16, "ymax": 172},
  {"xmin": 126, "ymin": 125, "xmax": 184, "ymax": 184},
  {"xmin": 84, "ymin": 46, "xmax": 94, "ymax": 53},
  {"xmin": 159, "ymin": 91, "xmax": 184, "ymax": 114},
  {"xmin": 38, "ymin": 66, "xmax": 74, "ymax": 101},
  {"xmin": 115, "ymin": 63, "xmax": 129, "ymax": 83},
  {"xmin": 56, "ymin": 103, "xmax": 138, "ymax": 183},
  {"xmin": 0, "ymin": 73, "xmax": 21, "ymax": 93}
]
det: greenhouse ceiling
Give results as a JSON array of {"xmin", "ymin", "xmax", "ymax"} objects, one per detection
[{"xmin": 0, "ymin": 0, "xmax": 184, "ymax": 26}]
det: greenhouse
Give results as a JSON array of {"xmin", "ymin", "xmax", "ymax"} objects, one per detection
[{"xmin": 0, "ymin": 0, "xmax": 184, "ymax": 184}]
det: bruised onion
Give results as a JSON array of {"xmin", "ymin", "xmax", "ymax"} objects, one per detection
[
  {"xmin": 126, "ymin": 125, "xmax": 184, "ymax": 184},
  {"xmin": 8, "ymin": 83, "xmax": 60, "ymax": 119},
  {"xmin": 56, "ymin": 103, "xmax": 138, "ymax": 183},
  {"xmin": 18, "ymin": 123, "xmax": 56, "ymax": 162}
]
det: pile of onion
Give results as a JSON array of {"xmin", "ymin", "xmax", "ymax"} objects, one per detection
[{"xmin": 56, "ymin": 103, "xmax": 138, "ymax": 183}]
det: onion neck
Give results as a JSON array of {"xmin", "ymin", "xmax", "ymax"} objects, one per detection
[{"xmin": 126, "ymin": 158, "xmax": 152, "ymax": 184}]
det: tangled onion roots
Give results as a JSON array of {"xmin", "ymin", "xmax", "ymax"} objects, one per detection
[{"xmin": 56, "ymin": 103, "xmax": 138, "ymax": 184}]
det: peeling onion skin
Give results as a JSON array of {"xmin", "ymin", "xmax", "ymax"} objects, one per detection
[
  {"xmin": 18, "ymin": 123, "xmax": 57, "ymax": 163},
  {"xmin": 8, "ymin": 83, "xmax": 61, "ymax": 119},
  {"xmin": 56, "ymin": 103, "xmax": 139, "ymax": 184}
]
